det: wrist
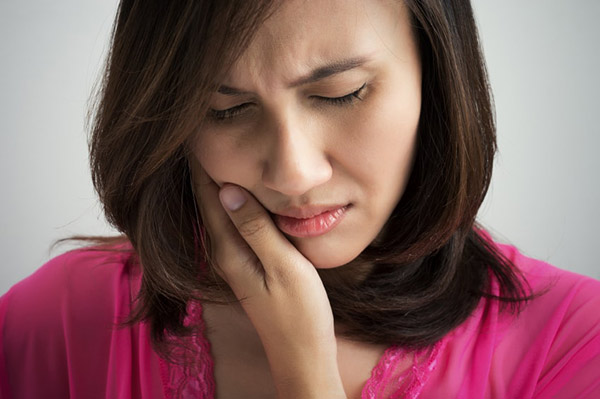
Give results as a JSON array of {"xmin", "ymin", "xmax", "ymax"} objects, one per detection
[
  {"xmin": 267, "ymin": 348, "xmax": 347, "ymax": 399},
  {"xmin": 273, "ymin": 371, "xmax": 347, "ymax": 399}
]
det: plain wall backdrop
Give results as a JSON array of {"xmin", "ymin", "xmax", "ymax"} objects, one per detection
[{"xmin": 1, "ymin": 1, "xmax": 599, "ymax": 294}]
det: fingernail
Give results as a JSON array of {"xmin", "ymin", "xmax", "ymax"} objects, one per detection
[{"xmin": 219, "ymin": 186, "xmax": 246, "ymax": 211}]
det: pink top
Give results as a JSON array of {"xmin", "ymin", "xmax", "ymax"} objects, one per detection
[{"xmin": 1, "ymin": 239, "xmax": 600, "ymax": 398}]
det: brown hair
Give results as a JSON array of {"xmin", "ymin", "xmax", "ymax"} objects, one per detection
[{"xmin": 83, "ymin": 0, "xmax": 532, "ymax": 352}]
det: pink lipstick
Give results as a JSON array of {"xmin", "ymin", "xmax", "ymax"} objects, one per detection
[{"xmin": 273, "ymin": 205, "xmax": 349, "ymax": 238}]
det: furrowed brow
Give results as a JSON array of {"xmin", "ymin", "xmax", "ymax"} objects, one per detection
[
  {"xmin": 216, "ymin": 85, "xmax": 252, "ymax": 96},
  {"xmin": 216, "ymin": 56, "xmax": 372, "ymax": 96},
  {"xmin": 289, "ymin": 56, "xmax": 371, "ymax": 87}
]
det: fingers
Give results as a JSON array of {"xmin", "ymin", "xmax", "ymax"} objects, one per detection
[
  {"xmin": 190, "ymin": 161, "xmax": 315, "ymax": 299},
  {"xmin": 190, "ymin": 163, "xmax": 337, "ymax": 364},
  {"xmin": 218, "ymin": 184, "xmax": 306, "ymax": 284},
  {"xmin": 192, "ymin": 164, "xmax": 264, "ymax": 296}
]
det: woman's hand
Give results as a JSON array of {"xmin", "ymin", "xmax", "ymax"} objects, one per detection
[{"xmin": 194, "ymin": 164, "xmax": 347, "ymax": 399}]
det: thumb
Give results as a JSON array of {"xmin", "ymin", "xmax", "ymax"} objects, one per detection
[{"xmin": 218, "ymin": 184, "xmax": 305, "ymax": 278}]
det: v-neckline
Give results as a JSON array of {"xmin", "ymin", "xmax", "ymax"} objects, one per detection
[{"xmin": 158, "ymin": 301, "xmax": 445, "ymax": 398}]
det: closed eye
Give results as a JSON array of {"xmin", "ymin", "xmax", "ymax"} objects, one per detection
[
  {"xmin": 209, "ymin": 102, "xmax": 253, "ymax": 122},
  {"xmin": 314, "ymin": 83, "xmax": 367, "ymax": 106},
  {"xmin": 208, "ymin": 82, "xmax": 367, "ymax": 122}
]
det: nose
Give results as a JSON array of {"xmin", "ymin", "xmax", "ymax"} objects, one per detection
[{"xmin": 261, "ymin": 117, "xmax": 332, "ymax": 196}]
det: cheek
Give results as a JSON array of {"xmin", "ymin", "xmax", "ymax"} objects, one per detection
[
  {"xmin": 343, "ymin": 90, "xmax": 420, "ymax": 192},
  {"xmin": 193, "ymin": 133, "xmax": 256, "ymax": 186}
]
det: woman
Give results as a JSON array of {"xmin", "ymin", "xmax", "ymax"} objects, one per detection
[{"xmin": 1, "ymin": 0, "xmax": 599, "ymax": 398}]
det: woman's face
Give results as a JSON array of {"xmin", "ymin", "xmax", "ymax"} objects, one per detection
[{"xmin": 193, "ymin": 0, "xmax": 421, "ymax": 269}]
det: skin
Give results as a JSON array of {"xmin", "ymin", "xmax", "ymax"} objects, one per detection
[{"xmin": 190, "ymin": 0, "xmax": 421, "ymax": 397}]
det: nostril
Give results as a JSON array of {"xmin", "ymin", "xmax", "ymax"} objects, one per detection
[
  {"xmin": 261, "ymin": 159, "xmax": 332, "ymax": 197},
  {"xmin": 259, "ymin": 120, "xmax": 333, "ymax": 195}
]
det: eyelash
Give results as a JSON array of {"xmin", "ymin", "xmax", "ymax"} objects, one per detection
[
  {"xmin": 208, "ymin": 83, "xmax": 367, "ymax": 122},
  {"xmin": 209, "ymin": 103, "xmax": 251, "ymax": 122},
  {"xmin": 316, "ymin": 83, "xmax": 367, "ymax": 106}
]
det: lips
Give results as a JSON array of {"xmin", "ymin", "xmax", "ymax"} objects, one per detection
[
  {"xmin": 272, "ymin": 205, "xmax": 350, "ymax": 238},
  {"xmin": 273, "ymin": 204, "xmax": 349, "ymax": 219}
]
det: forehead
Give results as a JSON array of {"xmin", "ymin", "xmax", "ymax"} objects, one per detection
[{"xmin": 223, "ymin": 0, "xmax": 412, "ymax": 87}]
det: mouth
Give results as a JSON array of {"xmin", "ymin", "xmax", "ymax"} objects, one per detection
[{"xmin": 271, "ymin": 204, "xmax": 350, "ymax": 238}]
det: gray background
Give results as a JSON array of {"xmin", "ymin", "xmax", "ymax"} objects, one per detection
[{"xmin": 1, "ymin": 1, "xmax": 599, "ymax": 294}]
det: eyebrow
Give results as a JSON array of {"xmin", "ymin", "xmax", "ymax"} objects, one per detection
[{"xmin": 216, "ymin": 56, "xmax": 371, "ymax": 96}]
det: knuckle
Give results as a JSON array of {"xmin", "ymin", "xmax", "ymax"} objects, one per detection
[
  {"xmin": 211, "ymin": 246, "xmax": 227, "ymax": 269},
  {"xmin": 265, "ymin": 260, "xmax": 298, "ymax": 287},
  {"xmin": 240, "ymin": 256, "xmax": 265, "ymax": 279},
  {"xmin": 266, "ymin": 269, "xmax": 293, "ymax": 289},
  {"xmin": 213, "ymin": 242, "xmax": 263, "ymax": 277},
  {"xmin": 236, "ymin": 212, "xmax": 269, "ymax": 240}
]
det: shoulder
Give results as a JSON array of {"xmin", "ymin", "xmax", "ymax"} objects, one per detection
[
  {"xmin": 0, "ymin": 241, "xmax": 142, "ymax": 398},
  {"xmin": 2, "ymin": 242, "xmax": 139, "ymax": 331},
  {"xmin": 494, "ymin": 239, "xmax": 600, "ymax": 323},
  {"xmin": 432, "ymin": 234, "xmax": 600, "ymax": 397},
  {"xmin": 492, "ymin": 240, "xmax": 600, "ymax": 397},
  {"xmin": 473, "ymin": 229, "xmax": 600, "ymax": 320}
]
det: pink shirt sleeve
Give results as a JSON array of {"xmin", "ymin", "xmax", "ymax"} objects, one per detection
[{"xmin": 0, "ymin": 247, "xmax": 164, "ymax": 399}]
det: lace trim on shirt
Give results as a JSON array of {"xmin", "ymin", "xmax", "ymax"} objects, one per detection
[
  {"xmin": 362, "ymin": 339, "xmax": 446, "ymax": 399},
  {"xmin": 160, "ymin": 300, "xmax": 446, "ymax": 399},
  {"xmin": 159, "ymin": 301, "xmax": 215, "ymax": 399}
]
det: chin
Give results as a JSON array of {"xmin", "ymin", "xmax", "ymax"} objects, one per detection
[
  {"xmin": 295, "ymin": 242, "xmax": 363, "ymax": 269},
  {"xmin": 309, "ymin": 258, "xmax": 347, "ymax": 269}
]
